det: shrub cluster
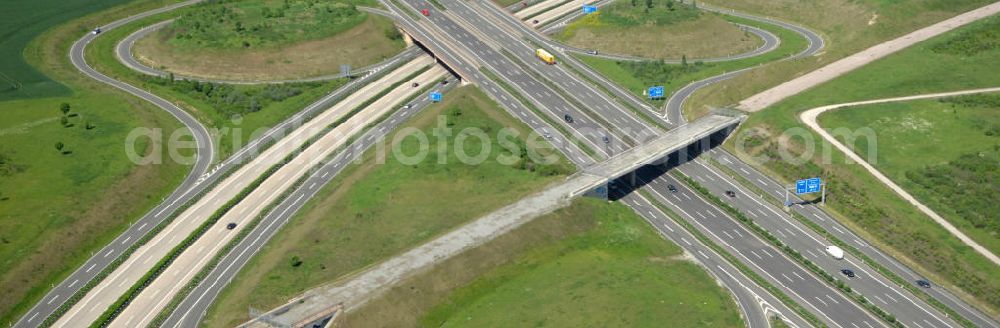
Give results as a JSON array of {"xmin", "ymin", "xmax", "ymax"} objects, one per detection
[{"xmin": 144, "ymin": 75, "xmax": 322, "ymax": 117}]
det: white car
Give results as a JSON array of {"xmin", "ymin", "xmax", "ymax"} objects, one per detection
[{"xmin": 92, "ymin": 27, "xmax": 102, "ymax": 35}]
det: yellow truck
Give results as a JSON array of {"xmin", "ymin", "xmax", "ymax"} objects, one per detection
[{"xmin": 536, "ymin": 48, "xmax": 556, "ymax": 65}]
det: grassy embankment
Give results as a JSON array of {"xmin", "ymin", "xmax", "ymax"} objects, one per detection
[
  {"xmin": 86, "ymin": 0, "xmax": 406, "ymax": 157},
  {"xmin": 685, "ymin": 0, "xmax": 995, "ymax": 118},
  {"xmin": 556, "ymin": 0, "xmax": 761, "ymax": 60},
  {"xmin": 0, "ymin": 0, "xmax": 191, "ymax": 323},
  {"xmin": 575, "ymin": 11, "xmax": 806, "ymax": 109},
  {"xmin": 730, "ymin": 15, "xmax": 1000, "ymax": 315},
  {"xmin": 342, "ymin": 198, "xmax": 745, "ymax": 328},
  {"xmin": 133, "ymin": 0, "xmax": 406, "ymax": 81},
  {"xmin": 200, "ymin": 86, "xmax": 576, "ymax": 327}
]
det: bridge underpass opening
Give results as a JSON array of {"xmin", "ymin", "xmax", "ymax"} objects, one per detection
[
  {"xmin": 405, "ymin": 32, "xmax": 465, "ymax": 82},
  {"xmin": 584, "ymin": 125, "xmax": 735, "ymax": 201}
]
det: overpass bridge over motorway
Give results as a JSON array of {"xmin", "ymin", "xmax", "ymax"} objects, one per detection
[{"xmin": 237, "ymin": 114, "xmax": 743, "ymax": 328}]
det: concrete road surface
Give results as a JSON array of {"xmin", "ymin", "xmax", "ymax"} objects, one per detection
[{"xmin": 51, "ymin": 55, "xmax": 435, "ymax": 328}]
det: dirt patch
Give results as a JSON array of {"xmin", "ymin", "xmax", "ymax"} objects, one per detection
[{"xmin": 133, "ymin": 16, "xmax": 404, "ymax": 81}]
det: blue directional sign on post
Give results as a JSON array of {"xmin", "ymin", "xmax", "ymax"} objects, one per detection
[
  {"xmin": 583, "ymin": 5, "xmax": 598, "ymax": 14},
  {"xmin": 430, "ymin": 91, "xmax": 442, "ymax": 102},
  {"xmin": 795, "ymin": 177, "xmax": 822, "ymax": 194},
  {"xmin": 648, "ymin": 86, "xmax": 665, "ymax": 99}
]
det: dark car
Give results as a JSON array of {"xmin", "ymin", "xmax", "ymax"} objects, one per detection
[
  {"xmin": 412, "ymin": 82, "xmax": 420, "ymax": 88},
  {"xmin": 667, "ymin": 184, "xmax": 678, "ymax": 193},
  {"xmin": 226, "ymin": 222, "xmax": 237, "ymax": 230},
  {"xmin": 916, "ymin": 280, "xmax": 932, "ymax": 288},
  {"xmin": 841, "ymin": 269, "xmax": 856, "ymax": 278},
  {"xmin": 725, "ymin": 190, "xmax": 736, "ymax": 197},
  {"xmin": 532, "ymin": 19, "xmax": 539, "ymax": 24},
  {"xmin": 92, "ymin": 27, "xmax": 102, "ymax": 35},
  {"xmin": 602, "ymin": 135, "xmax": 610, "ymax": 144},
  {"xmin": 441, "ymin": 80, "xmax": 449, "ymax": 85},
  {"xmin": 563, "ymin": 114, "xmax": 573, "ymax": 123}
]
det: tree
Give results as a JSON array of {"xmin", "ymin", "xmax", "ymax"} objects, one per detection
[
  {"xmin": 692, "ymin": 0, "xmax": 697, "ymax": 8},
  {"xmin": 55, "ymin": 142, "xmax": 64, "ymax": 152},
  {"xmin": 645, "ymin": 0, "xmax": 653, "ymax": 9},
  {"xmin": 666, "ymin": 0, "xmax": 675, "ymax": 10},
  {"xmin": 631, "ymin": 0, "xmax": 637, "ymax": 6},
  {"xmin": 60, "ymin": 116, "xmax": 69, "ymax": 127},
  {"xmin": 290, "ymin": 255, "xmax": 303, "ymax": 267},
  {"xmin": 681, "ymin": 54, "xmax": 688, "ymax": 66},
  {"xmin": 60, "ymin": 103, "xmax": 70, "ymax": 115}
]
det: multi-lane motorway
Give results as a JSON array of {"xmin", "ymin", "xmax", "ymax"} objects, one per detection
[
  {"xmin": 15, "ymin": 3, "xmax": 420, "ymax": 324},
  {"xmin": 16, "ymin": 0, "xmax": 1000, "ymax": 327}
]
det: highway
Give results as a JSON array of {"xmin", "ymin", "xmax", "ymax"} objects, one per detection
[
  {"xmin": 159, "ymin": 75, "xmax": 458, "ymax": 328},
  {"xmin": 343, "ymin": 0, "xmax": 872, "ymax": 326},
  {"xmin": 19, "ymin": 0, "xmax": 997, "ymax": 326},
  {"xmin": 106, "ymin": 64, "xmax": 449, "ymax": 328},
  {"xmin": 46, "ymin": 54, "xmax": 435, "ymax": 328},
  {"xmin": 705, "ymin": 149, "xmax": 1000, "ymax": 328},
  {"xmin": 675, "ymin": 158, "xmax": 959, "ymax": 328},
  {"xmin": 14, "ymin": 1, "xmax": 211, "ymax": 326},
  {"xmin": 384, "ymin": 1, "xmax": 992, "ymax": 327}
]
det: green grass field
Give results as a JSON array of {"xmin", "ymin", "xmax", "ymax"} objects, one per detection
[
  {"xmin": 199, "ymin": 86, "xmax": 575, "ymax": 327},
  {"xmin": 342, "ymin": 198, "xmax": 744, "ymax": 328},
  {"xmin": 819, "ymin": 96, "xmax": 1000, "ymax": 278},
  {"xmin": 85, "ymin": 5, "xmax": 353, "ymax": 158},
  {"xmin": 556, "ymin": 0, "xmax": 760, "ymax": 60},
  {"xmin": 575, "ymin": 13, "xmax": 806, "ymax": 110},
  {"xmin": 729, "ymin": 14, "xmax": 1000, "ymax": 315},
  {"xmin": 0, "ymin": 0, "xmax": 154, "ymax": 100},
  {"xmin": 0, "ymin": 0, "xmax": 194, "ymax": 323},
  {"xmin": 133, "ymin": 0, "xmax": 405, "ymax": 81}
]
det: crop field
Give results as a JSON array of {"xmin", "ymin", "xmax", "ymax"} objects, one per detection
[
  {"xmin": 0, "ymin": 1, "xmax": 194, "ymax": 322},
  {"xmin": 0, "ymin": 0, "xmax": 153, "ymax": 100},
  {"xmin": 342, "ymin": 198, "xmax": 744, "ymax": 328},
  {"xmin": 132, "ymin": 0, "xmax": 405, "ymax": 81},
  {"xmin": 200, "ymin": 86, "xmax": 574, "ymax": 327},
  {"xmin": 730, "ymin": 14, "xmax": 1000, "ymax": 315},
  {"xmin": 556, "ymin": 0, "xmax": 760, "ymax": 60}
]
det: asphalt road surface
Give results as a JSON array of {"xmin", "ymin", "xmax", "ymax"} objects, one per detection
[
  {"xmin": 15, "ymin": 1, "xmax": 211, "ymax": 326},
  {"xmin": 628, "ymin": 166, "xmax": 887, "ymax": 328},
  {"xmin": 706, "ymin": 149, "xmax": 1000, "ymax": 328},
  {"xmin": 18, "ymin": 14, "xmax": 420, "ymax": 325},
  {"xmin": 676, "ymin": 158, "xmax": 959, "ymax": 328},
  {"xmin": 51, "ymin": 56, "xmax": 436, "ymax": 328},
  {"xmin": 160, "ymin": 77, "xmax": 459, "ymax": 328},
  {"xmin": 108, "ymin": 64, "xmax": 449, "ymax": 328}
]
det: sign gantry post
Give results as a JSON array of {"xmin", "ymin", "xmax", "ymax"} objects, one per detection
[{"xmin": 785, "ymin": 177, "xmax": 825, "ymax": 209}]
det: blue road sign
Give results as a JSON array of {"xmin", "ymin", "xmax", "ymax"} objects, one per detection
[
  {"xmin": 430, "ymin": 91, "xmax": 442, "ymax": 102},
  {"xmin": 648, "ymin": 86, "xmax": 665, "ymax": 99},
  {"xmin": 795, "ymin": 177, "xmax": 822, "ymax": 194},
  {"xmin": 583, "ymin": 5, "xmax": 598, "ymax": 14}
]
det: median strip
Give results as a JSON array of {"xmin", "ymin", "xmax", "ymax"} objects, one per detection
[
  {"xmin": 704, "ymin": 156, "xmax": 979, "ymax": 328},
  {"xmin": 675, "ymin": 171, "xmax": 906, "ymax": 328}
]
